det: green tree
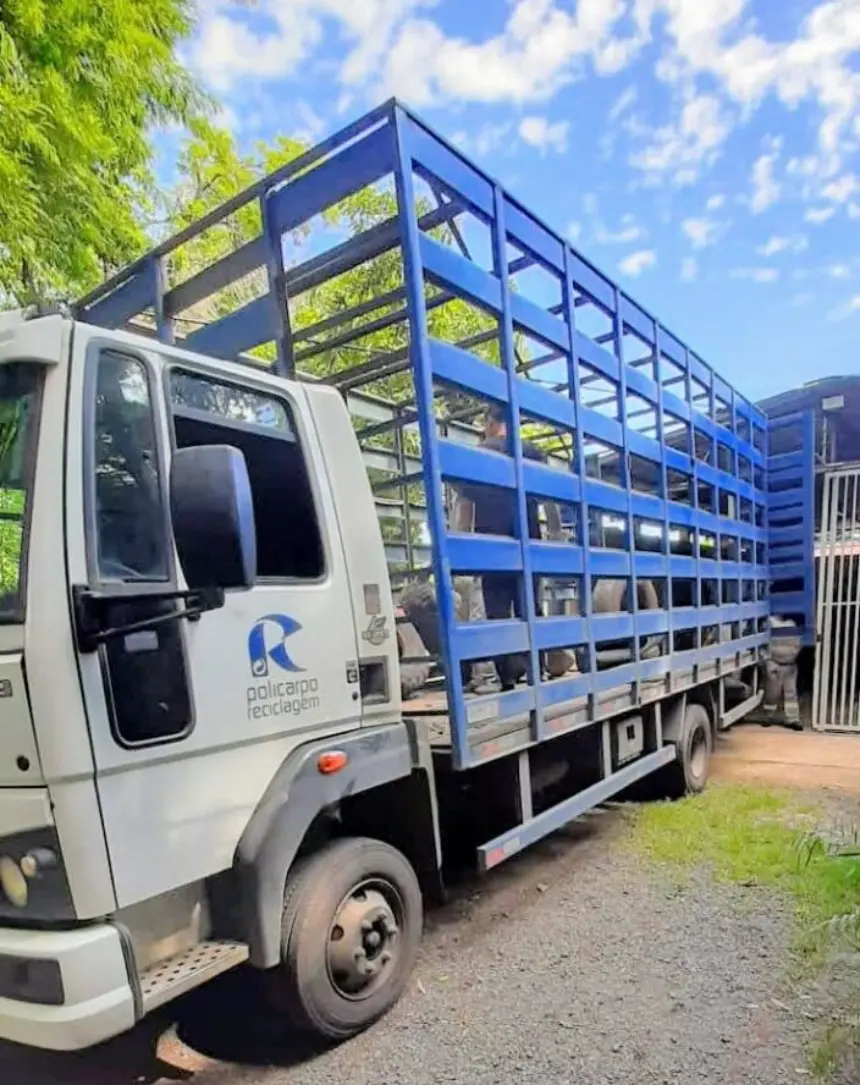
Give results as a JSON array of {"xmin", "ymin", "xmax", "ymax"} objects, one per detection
[
  {"xmin": 0, "ymin": 0, "xmax": 203, "ymax": 305},
  {"xmin": 153, "ymin": 119, "xmax": 308, "ymax": 330}
]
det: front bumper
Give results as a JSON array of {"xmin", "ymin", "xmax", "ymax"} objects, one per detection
[{"xmin": 0, "ymin": 923, "xmax": 135, "ymax": 1050}]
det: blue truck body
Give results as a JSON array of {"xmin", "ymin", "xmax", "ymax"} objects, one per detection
[{"xmin": 74, "ymin": 99, "xmax": 816, "ymax": 773}]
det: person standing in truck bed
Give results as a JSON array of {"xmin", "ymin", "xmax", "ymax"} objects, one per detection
[{"xmin": 452, "ymin": 405, "xmax": 557, "ymax": 690}]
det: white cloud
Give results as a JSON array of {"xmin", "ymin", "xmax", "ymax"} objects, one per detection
[
  {"xmin": 518, "ymin": 116, "xmax": 570, "ymax": 154},
  {"xmin": 829, "ymin": 294, "xmax": 860, "ymax": 320},
  {"xmin": 609, "ymin": 86, "xmax": 638, "ymax": 122},
  {"xmin": 567, "ymin": 221, "xmax": 582, "ymax": 242},
  {"xmin": 478, "ymin": 123, "xmax": 513, "ymax": 156},
  {"xmin": 455, "ymin": 122, "xmax": 514, "ymax": 157},
  {"xmin": 189, "ymin": 0, "xmax": 433, "ymax": 94},
  {"xmin": 805, "ymin": 206, "xmax": 837, "ymax": 224},
  {"xmin": 749, "ymin": 138, "xmax": 782, "ymax": 213},
  {"xmin": 619, "ymin": 249, "xmax": 657, "ymax": 276},
  {"xmin": 213, "ymin": 102, "xmax": 239, "ymax": 131},
  {"xmin": 186, "ymin": 0, "xmax": 860, "ymax": 217},
  {"xmin": 292, "ymin": 100, "xmax": 326, "ymax": 144},
  {"xmin": 787, "ymin": 155, "xmax": 820, "ymax": 179},
  {"xmin": 634, "ymin": 0, "xmax": 860, "ymax": 184},
  {"xmin": 184, "ymin": 0, "xmax": 860, "ymax": 256},
  {"xmin": 730, "ymin": 267, "xmax": 780, "ymax": 283},
  {"xmin": 189, "ymin": 13, "xmax": 310, "ymax": 92},
  {"xmin": 595, "ymin": 213, "xmax": 644, "ymax": 244},
  {"xmin": 380, "ymin": 0, "xmax": 647, "ymax": 106},
  {"xmin": 756, "ymin": 234, "xmax": 808, "ymax": 256},
  {"xmin": 629, "ymin": 93, "xmax": 733, "ymax": 184},
  {"xmin": 682, "ymin": 216, "xmax": 720, "ymax": 248},
  {"xmin": 681, "ymin": 256, "xmax": 698, "ymax": 282},
  {"xmin": 828, "ymin": 263, "xmax": 852, "ymax": 279},
  {"xmin": 791, "ymin": 292, "xmax": 813, "ymax": 307},
  {"xmin": 822, "ymin": 174, "xmax": 859, "ymax": 203}
]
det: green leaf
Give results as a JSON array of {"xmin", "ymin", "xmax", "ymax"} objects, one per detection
[{"xmin": 0, "ymin": 0, "xmax": 206, "ymax": 305}]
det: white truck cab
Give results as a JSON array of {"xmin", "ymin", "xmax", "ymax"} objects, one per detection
[{"xmin": 0, "ymin": 311, "xmax": 421, "ymax": 1050}]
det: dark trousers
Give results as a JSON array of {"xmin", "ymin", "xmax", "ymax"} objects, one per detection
[{"xmin": 483, "ymin": 575, "xmax": 541, "ymax": 689}]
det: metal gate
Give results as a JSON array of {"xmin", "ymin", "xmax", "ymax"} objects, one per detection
[{"xmin": 812, "ymin": 467, "xmax": 860, "ymax": 731}]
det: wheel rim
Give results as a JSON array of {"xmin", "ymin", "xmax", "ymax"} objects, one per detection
[
  {"xmin": 689, "ymin": 726, "xmax": 708, "ymax": 779},
  {"xmin": 326, "ymin": 879, "xmax": 403, "ymax": 1001}
]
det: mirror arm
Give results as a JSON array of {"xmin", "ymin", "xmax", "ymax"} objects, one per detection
[{"xmin": 72, "ymin": 585, "xmax": 225, "ymax": 654}]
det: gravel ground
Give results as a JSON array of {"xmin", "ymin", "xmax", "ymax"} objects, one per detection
[{"xmin": 0, "ymin": 806, "xmax": 826, "ymax": 1085}]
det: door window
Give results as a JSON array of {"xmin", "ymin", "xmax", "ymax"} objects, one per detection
[
  {"xmin": 90, "ymin": 349, "xmax": 191, "ymax": 747},
  {"xmin": 94, "ymin": 351, "xmax": 169, "ymax": 582},
  {"xmin": 168, "ymin": 369, "xmax": 325, "ymax": 581}
]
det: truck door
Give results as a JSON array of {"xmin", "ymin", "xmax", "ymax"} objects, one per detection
[{"xmin": 67, "ymin": 327, "xmax": 363, "ymax": 909}]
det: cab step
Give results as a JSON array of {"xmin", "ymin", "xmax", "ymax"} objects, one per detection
[{"xmin": 140, "ymin": 940, "xmax": 249, "ymax": 1013}]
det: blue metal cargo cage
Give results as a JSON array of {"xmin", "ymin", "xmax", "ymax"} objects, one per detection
[{"xmin": 74, "ymin": 99, "xmax": 815, "ymax": 768}]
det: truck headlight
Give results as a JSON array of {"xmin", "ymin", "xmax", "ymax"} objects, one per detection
[{"xmin": 0, "ymin": 857, "xmax": 28, "ymax": 908}]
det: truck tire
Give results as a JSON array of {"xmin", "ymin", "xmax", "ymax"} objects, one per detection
[
  {"xmin": 276, "ymin": 837, "xmax": 423, "ymax": 1041},
  {"xmin": 660, "ymin": 703, "xmax": 712, "ymax": 798},
  {"xmin": 576, "ymin": 578, "xmax": 662, "ymax": 671}
]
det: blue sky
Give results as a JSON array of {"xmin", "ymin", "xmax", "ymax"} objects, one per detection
[{"xmin": 171, "ymin": 0, "xmax": 860, "ymax": 403}]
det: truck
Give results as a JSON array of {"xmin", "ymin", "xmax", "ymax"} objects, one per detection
[{"xmin": 0, "ymin": 99, "xmax": 815, "ymax": 1051}]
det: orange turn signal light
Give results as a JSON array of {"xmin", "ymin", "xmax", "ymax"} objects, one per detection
[{"xmin": 317, "ymin": 750, "xmax": 348, "ymax": 775}]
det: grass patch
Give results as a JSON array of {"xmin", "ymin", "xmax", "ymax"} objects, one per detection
[
  {"xmin": 629, "ymin": 783, "xmax": 857, "ymax": 960},
  {"xmin": 628, "ymin": 783, "xmax": 860, "ymax": 1077}
]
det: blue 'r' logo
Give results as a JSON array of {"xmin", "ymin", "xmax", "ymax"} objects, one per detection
[{"xmin": 248, "ymin": 614, "xmax": 305, "ymax": 677}]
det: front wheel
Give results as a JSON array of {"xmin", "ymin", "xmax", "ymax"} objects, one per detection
[{"xmin": 276, "ymin": 837, "xmax": 423, "ymax": 1041}]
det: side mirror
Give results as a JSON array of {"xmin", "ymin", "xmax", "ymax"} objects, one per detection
[{"xmin": 169, "ymin": 445, "xmax": 257, "ymax": 591}]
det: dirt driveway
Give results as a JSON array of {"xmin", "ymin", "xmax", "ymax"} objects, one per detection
[{"xmin": 713, "ymin": 724, "xmax": 860, "ymax": 793}]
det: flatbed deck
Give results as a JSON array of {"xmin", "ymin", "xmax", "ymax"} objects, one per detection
[{"xmin": 405, "ymin": 643, "xmax": 761, "ymax": 762}]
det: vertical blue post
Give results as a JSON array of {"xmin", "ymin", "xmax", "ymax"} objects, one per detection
[
  {"xmin": 563, "ymin": 250, "xmax": 595, "ymax": 696},
  {"xmin": 681, "ymin": 344, "xmax": 693, "ymax": 413},
  {"xmin": 653, "ymin": 326, "xmax": 672, "ymax": 678},
  {"xmin": 705, "ymin": 363, "xmax": 717, "ymax": 653},
  {"xmin": 728, "ymin": 386, "xmax": 739, "ymax": 644},
  {"xmin": 763, "ymin": 410, "xmax": 773, "ymax": 649},
  {"xmin": 392, "ymin": 106, "xmax": 469, "ymax": 767},
  {"xmin": 706, "ymin": 365, "xmax": 718, "ymax": 475},
  {"xmin": 686, "ymin": 347, "xmax": 703, "ymax": 659},
  {"xmin": 491, "ymin": 189, "xmax": 543, "ymax": 740},
  {"xmin": 260, "ymin": 192, "xmax": 295, "ymax": 378},
  {"xmin": 152, "ymin": 255, "xmax": 175, "ymax": 346},
  {"xmin": 728, "ymin": 385, "xmax": 739, "ymax": 488},
  {"xmin": 801, "ymin": 408, "xmax": 816, "ymax": 644},
  {"xmin": 612, "ymin": 287, "xmax": 640, "ymax": 698}
]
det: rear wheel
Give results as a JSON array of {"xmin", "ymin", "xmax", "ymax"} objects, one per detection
[
  {"xmin": 276, "ymin": 837, "xmax": 423, "ymax": 1041},
  {"xmin": 661, "ymin": 702, "xmax": 713, "ymax": 798}
]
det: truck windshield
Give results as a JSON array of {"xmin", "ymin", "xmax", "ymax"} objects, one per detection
[{"xmin": 0, "ymin": 364, "xmax": 43, "ymax": 622}]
